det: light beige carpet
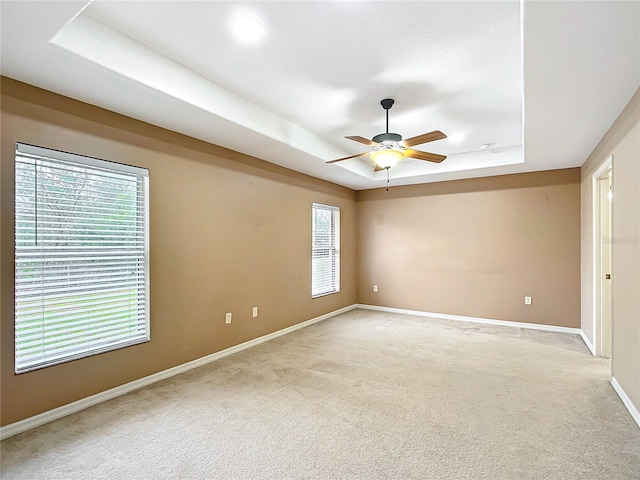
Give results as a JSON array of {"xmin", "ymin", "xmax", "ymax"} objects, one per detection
[{"xmin": 1, "ymin": 309, "xmax": 639, "ymax": 479}]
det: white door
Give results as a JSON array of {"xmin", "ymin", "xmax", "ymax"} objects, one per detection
[
  {"xmin": 600, "ymin": 173, "xmax": 612, "ymax": 358},
  {"xmin": 596, "ymin": 165, "xmax": 612, "ymax": 359}
]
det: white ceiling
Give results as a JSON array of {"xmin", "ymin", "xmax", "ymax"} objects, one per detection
[{"xmin": 1, "ymin": 1, "xmax": 638, "ymax": 190}]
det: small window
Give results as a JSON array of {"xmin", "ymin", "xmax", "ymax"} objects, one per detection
[
  {"xmin": 14, "ymin": 144, "xmax": 150, "ymax": 374},
  {"xmin": 312, "ymin": 203, "xmax": 340, "ymax": 297}
]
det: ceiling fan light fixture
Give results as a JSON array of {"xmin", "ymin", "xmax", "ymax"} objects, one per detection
[{"xmin": 370, "ymin": 148, "xmax": 405, "ymax": 169}]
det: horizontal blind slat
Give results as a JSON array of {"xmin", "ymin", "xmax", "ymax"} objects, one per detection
[
  {"xmin": 16, "ymin": 269, "xmax": 146, "ymax": 285},
  {"xmin": 16, "ymin": 280, "xmax": 146, "ymax": 296},
  {"xmin": 17, "ymin": 322, "xmax": 147, "ymax": 352},
  {"xmin": 16, "ymin": 333, "xmax": 149, "ymax": 373},
  {"xmin": 16, "ymin": 292, "xmax": 147, "ymax": 312},
  {"xmin": 17, "ymin": 246, "xmax": 146, "ymax": 253},
  {"xmin": 17, "ymin": 313, "xmax": 147, "ymax": 346},
  {"xmin": 16, "ymin": 302, "xmax": 146, "ymax": 326},
  {"xmin": 16, "ymin": 330, "xmax": 148, "ymax": 367},
  {"xmin": 17, "ymin": 154, "xmax": 145, "ymax": 181}
]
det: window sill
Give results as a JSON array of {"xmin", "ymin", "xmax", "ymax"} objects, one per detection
[{"xmin": 312, "ymin": 290, "xmax": 340, "ymax": 299}]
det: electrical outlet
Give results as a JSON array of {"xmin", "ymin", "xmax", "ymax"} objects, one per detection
[
  {"xmin": 524, "ymin": 296, "xmax": 532, "ymax": 305},
  {"xmin": 373, "ymin": 285, "xmax": 378, "ymax": 293},
  {"xmin": 225, "ymin": 312, "xmax": 232, "ymax": 324},
  {"xmin": 252, "ymin": 306, "xmax": 258, "ymax": 318}
]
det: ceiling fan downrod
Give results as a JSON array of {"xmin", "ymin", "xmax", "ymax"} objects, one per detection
[
  {"xmin": 381, "ymin": 98, "xmax": 394, "ymax": 133},
  {"xmin": 373, "ymin": 99, "xmax": 402, "ymax": 144}
]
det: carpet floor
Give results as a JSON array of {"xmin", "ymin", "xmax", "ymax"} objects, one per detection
[{"xmin": 1, "ymin": 309, "xmax": 639, "ymax": 479}]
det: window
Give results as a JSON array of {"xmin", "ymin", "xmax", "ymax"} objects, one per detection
[
  {"xmin": 14, "ymin": 143, "xmax": 149, "ymax": 373},
  {"xmin": 312, "ymin": 203, "xmax": 340, "ymax": 297}
]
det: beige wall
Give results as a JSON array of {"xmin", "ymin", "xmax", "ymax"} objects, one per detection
[
  {"xmin": 0, "ymin": 78, "xmax": 357, "ymax": 425},
  {"xmin": 0, "ymin": 77, "xmax": 595, "ymax": 428},
  {"xmin": 357, "ymin": 170, "xmax": 581, "ymax": 328},
  {"xmin": 581, "ymin": 88, "xmax": 640, "ymax": 412}
]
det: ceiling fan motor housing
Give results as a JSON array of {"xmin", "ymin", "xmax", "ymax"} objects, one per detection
[{"xmin": 372, "ymin": 132, "xmax": 403, "ymax": 145}]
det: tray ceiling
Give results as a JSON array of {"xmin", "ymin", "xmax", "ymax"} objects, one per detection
[{"xmin": 1, "ymin": 1, "xmax": 638, "ymax": 189}]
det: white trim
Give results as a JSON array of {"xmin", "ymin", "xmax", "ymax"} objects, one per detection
[
  {"xmin": 311, "ymin": 202, "xmax": 339, "ymax": 212},
  {"xmin": 611, "ymin": 377, "xmax": 640, "ymax": 429},
  {"xmin": 591, "ymin": 171, "xmax": 598, "ymax": 349},
  {"xmin": 0, "ymin": 304, "xmax": 356, "ymax": 441},
  {"xmin": 592, "ymin": 155, "xmax": 613, "ymax": 357},
  {"xmin": 580, "ymin": 329, "xmax": 597, "ymax": 356},
  {"xmin": 356, "ymin": 304, "xmax": 581, "ymax": 335}
]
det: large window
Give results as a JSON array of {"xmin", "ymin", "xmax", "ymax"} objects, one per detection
[
  {"xmin": 14, "ymin": 143, "xmax": 150, "ymax": 374},
  {"xmin": 311, "ymin": 203, "xmax": 340, "ymax": 297}
]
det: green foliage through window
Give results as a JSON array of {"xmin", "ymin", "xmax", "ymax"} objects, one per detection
[{"xmin": 14, "ymin": 144, "xmax": 150, "ymax": 373}]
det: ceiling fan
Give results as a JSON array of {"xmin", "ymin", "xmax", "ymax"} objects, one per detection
[{"xmin": 327, "ymin": 98, "xmax": 447, "ymax": 171}]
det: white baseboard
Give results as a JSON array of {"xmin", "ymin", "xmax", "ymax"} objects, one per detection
[
  {"xmin": 611, "ymin": 377, "xmax": 640, "ymax": 429},
  {"xmin": 0, "ymin": 304, "xmax": 357, "ymax": 441},
  {"xmin": 355, "ymin": 304, "xmax": 582, "ymax": 335},
  {"xmin": 580, "ymin": 329, "xmax": 597, "ymax": 356}
]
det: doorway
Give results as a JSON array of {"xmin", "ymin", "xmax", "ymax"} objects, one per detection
[{"xmin": 593, "ymin": 156, "xmax": 612, "ymax": 359}]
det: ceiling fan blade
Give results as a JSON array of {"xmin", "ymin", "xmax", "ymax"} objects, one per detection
[
  {"xmin": 405, "ymin": 149, "xmax": 447, "ymax": 163},
  {"xmin": 402, "ymin": 130, "xmax": 447, "ymax": 147},
  {"xmin": 345, "ymin": 135, "xmax": 380, "ymax": 147},
  {"xmin": 326, "ymin": 152, "xmax": 369, "ymax": 164}
]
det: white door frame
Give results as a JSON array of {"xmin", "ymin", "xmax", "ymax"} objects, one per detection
[{"xmin": 592, "ymin": 155, "xmax": 613, "ymax": 358}]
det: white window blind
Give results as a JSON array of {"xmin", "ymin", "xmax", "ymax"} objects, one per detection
[
  {"xmin": 14, "ymin": 143, "xmax": 150, "ymax": 374},
  {"xmin": 312, "ymin": 203, "xmax": 340, "ymax": 297}
]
